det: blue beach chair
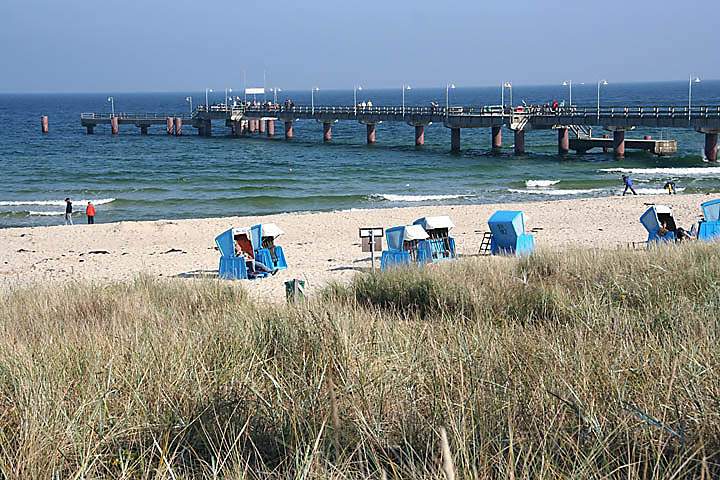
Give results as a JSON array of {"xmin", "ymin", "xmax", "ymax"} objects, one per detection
[
  {"xmin": 250, "ymin": 223, "xmax": 288, "ymax": 270},
  {"xmin": 697, "ymin": 199, "xmax": 720, "ymax": 241},
  {"xmin": 380, "ymin": 224, "xmax": 430, "ymax": 270},
  {"xmin": 640, "ymin": 205, "xmax": 676, "ymax": 244},
  {"xmin": 413, "ymin": 216, "xmax": 457, "ymax": 262},
  {"xmin": 487, "ymin": 210, "xmax": 535, "ymax": 256},
  {"xmin": 215, "ymin": 228, "xmax": 249, "ymax": 280}
]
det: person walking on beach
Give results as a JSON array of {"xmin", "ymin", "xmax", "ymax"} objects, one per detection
[
  {"xmin": 622, "ymin": 175, "xmax": 637, "ymax": 196},
  {"xmin": 664, "ymin": 180, "xmax": 676, "ymax": 195},
  {"xmin": 64, "ymin": 198, "xmax": 73, "ymax": 225},
  {"xmin": 86, "ymin": 201, "xmax": 96, "ymax": 224}
]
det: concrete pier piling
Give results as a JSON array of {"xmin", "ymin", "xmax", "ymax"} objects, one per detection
[
  {"xmin": 258, "ymin": 119, "xmax": 266, "ymax": 134},
  {"xmin": 705, "ymin": 132, "xmax": 718, "ymax": 162},
  {"xmin": 40, "ymin": 116, "xmax": 49, "ymax": 134},
  {"xmin": 557, "ymin": 127, "xmax": 569, "ymax": 154},
  {"xmin": 451, "ymin": 128, "xmax": 461, "ymax": 152},
  {"xmin": 140, "ymin": 125, "xmax": 149, "ymax": 135},
  {"xmin": 323, "ymin": 122, "xmax": 332, "ymax": 142},
  {"xmin": 166, "ymin": 117, "xmax": 174, "ymax": 135},
  {"xmin": 111, "ymin": 116, "xmax": 119, "ymax": 135},
  {"xmin": 267, "ymin": 119, "xmax": 275, "ymax": 137},
  {"xmin": 285, "ymin": 121, "xmax": 294, "ymax": 140},
  {"xmin": 613, "ymin": 130, "xmax": 626, "ymax": 158},
  {"xmin": 415, "ymin": 125, "xmax": 425, "ymax": 146},
  {"xmin": 367, "ymin": 124, "xmax": 377, "ymax": 144},
  {"xmin": 491, "ymin": 125, "xmax": 502, "ymax": 152},
  {"xmin": 86, "ymin": 125, "xmax": 94, "ymax": 135},
  {"xmin": 174, "ymin": 117, "xmax": 183, "ymax": 136},
  {"xmin": 514, "ymin": 130, "xmax": 525, "ymax": 155}
]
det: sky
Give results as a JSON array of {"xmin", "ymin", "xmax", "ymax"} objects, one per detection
[{"xmin": 0, "ymin": 0, "xmax": 716, "ymax": 93}]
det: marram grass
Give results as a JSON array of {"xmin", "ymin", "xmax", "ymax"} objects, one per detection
[{"xmin": 0, "ymin": 244, "xmax": 719, "ymax": 478}]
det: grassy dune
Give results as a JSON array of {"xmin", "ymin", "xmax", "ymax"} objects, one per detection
[{"xmin": 0, "ymin": 244, "xmax": 719, "ymax": 478}]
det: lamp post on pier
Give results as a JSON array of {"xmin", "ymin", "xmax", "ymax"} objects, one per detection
[
  {"xmin": 501, "ymin": 82, "xmax": 513, "ymax": 111},
  {"xmin": 402, "ymin": 84, "xmax": 411, "ymax": 117},
  {"xmin": 689, "ymin": 74, "xmax": 701, "ymax": 123},
  {"xmin": 205, "ymin": 88, "xmax": 213, "ymax": 111},
  {"xmin": 596, "ymin": 79, "xmax": 608, "ymax": 123},
  {"xmin": 185, "ymin": 96, "xmax": 193, "ymax": 116},
  {"xmin": 107, "ymin": 96, "xmax": 115, "ymax": 117},
  {"xmin": 353, "ymin": 85, "xmax": 362, "ymax": 116},
  {"xmin": 224, "ymin": 88, "xmax": 232, "ymax": 109},
  {"xmin": 270, "ymin": 87, "xmax": 282, "ymax": 104},
  {"xmin": 445, "ymin": 83, "xmax": 455, "ymax": 119},
  {"xmin": 562, "ymin": 80, "xmax": 572, "ymax": 107},
  {"xmin": 311, "ymin": 87, "xmax": 319, "ymax": 114}
]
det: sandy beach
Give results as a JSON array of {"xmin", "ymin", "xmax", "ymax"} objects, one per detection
[{"xmin": 0, "ymin": 193, "xmax": 714, "ymax": 300}]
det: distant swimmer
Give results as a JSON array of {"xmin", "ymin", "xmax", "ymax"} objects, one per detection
[
  {"xmin": 86, "ymin": 201, "xmax": 96, "ymax": 224},
  {"xmin": 622, "ymin": 175, "xmax": 637, "ymax": 196},
  {"xmin": 64, "ymin": 197, "xmax": 73, "ymax": 225},
  {"xmin": 664, "ymin": 180, "xmax": 676, "ymax": 195}
]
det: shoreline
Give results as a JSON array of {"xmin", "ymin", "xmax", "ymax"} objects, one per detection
[{"xmin": 1, "ymin": 193, "xmax": 716, "ymax": 300}]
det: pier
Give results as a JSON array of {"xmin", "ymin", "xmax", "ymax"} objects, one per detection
[{"xmin": 80, "ymin": 104, "xmax": 720, "ymax": 160}]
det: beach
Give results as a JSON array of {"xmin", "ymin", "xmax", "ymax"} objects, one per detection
[{"xmin": 0, "ymin": 193, "xmax": 712, "ymax": 301}]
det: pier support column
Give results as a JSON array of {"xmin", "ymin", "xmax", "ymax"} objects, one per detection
[
  {"xmin": 323, "ymin": 122, "xmax": 332, "ymax": 142},
  {"xmin": 111, "ymin": 116, "xmax": 119, "ymax": 135},
  {"xmin": 258, "ymin": 119, "xmax": 266, "ymax": 134},
  {"xmin": 491, "ymin": 126, "xmax": 502, "ymax": 152},
  {"xmin": 267, "ymin": 119, "xmax": 275, "ymax": 137},
  {"xmin": 450, "ymin": 128, "xmax": 461, "ymax": 152},
  {"xmin": 251, "ymin": 119, "xmax": 259, "ymax": 133},
  {"xmin": 613, "ymin": 130, "xmax": 626, "ymax": 158},
  {"xmin": 514, "ymin": 129, "xmax": 525, "ymax": 155},
  {"xmin": 174, "ymin": 118, "xmax": 182, "ymax": 136},
  {"xmin": 166, "ymin": 117, "xmax": 174, "ymax": 135},
  {"xmin": 367, "ymin": 124, "xmax": 377, "ymax": 144},
  {"xmin": 285, "ymin": 121, "xmax": 294, "ymax": 140},
  {"xmin": 602, "ymin": 134, "xmax": 610, "ymax": 153},
  {"xmin": 415, "ymin": 125, "xmax": 425, "ymax": 146},
  {"xmin": 40, "ymin": 116, "xmax": 49, "ymax": 134},
  {"xmin": 86, "ymin": 125, "xmax": 94, "ymax": 135},
  {"xmin": 705, "ymin": 132, "xmax": 719, "ymax": 162},
  {"xmin": 140, "ymin": 125, "xmax": 149, "ymax": 135},
  {"xmin": 557, "ymin": 127, "xmax": 569, "ymax": 154}
]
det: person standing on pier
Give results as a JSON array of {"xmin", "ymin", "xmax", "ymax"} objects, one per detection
[
  {"xmin": 86, "ymin": 201, "xmax": 96, "ymax": 224},
  {"xmin": 622, "ymin": 175, "xmax": 638, "ymax": 196},
  {"xmin": 64, "ymin": 198, "xmax": 73, "ymax": 225}
]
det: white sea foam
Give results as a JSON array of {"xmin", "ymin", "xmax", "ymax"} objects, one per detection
[
  {"xmin": 373, "ymin": 194, "xmax": 472, "ymax": 202},
  {"xmin": 0, "ymin": 198, "xmax": 116, "ymax": 207},
  {"xmin": 599, "ymin": 167, "xmax": 720, "ymax": 176},
  {"xmin": 28, "ymin": 211, "xmax": 65, "ymax": 216},
  {"xmin": 630, "ymin": 187, "xmax": 686, "ymax": 195},
  {"xmin": 508, "ymin": 188, "xmax": 602, "ymax": 196},
  {"xmin": 525, "ymin": 180, "xmax": 561, "ymax": 188}
]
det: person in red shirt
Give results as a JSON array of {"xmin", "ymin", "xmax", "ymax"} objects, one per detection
[{"xmin": 86, "ymin": 201, "xmax": 96, "ymax": 224}]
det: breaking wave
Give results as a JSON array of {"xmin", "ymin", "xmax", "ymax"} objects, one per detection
[
  {"xmin": 509, "ymin": 188, "xmax": 602, "ymax": 196},
  {"xmin": 0, "ymin": 198, "xmax": 116, "ymax": 207},
  {"xmin": 371, "ymin": 194, "xmax": 473, "ymax": 202},
  {"xmin": 598, "ymin": 167, "xmax": 720, "ymax": 176},
  {"xmin": 525, "ymin": 180, "xmax": 561, "ymax": 188}
]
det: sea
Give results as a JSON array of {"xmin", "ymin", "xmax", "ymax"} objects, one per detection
[{"xmin": 1, "ymin": 81, "xmax": 719, "ymax": 228}]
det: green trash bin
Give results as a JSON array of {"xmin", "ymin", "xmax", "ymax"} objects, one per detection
[{"xmin": 285, "ymin": 279, "xmax": 306, "ymax": 303}]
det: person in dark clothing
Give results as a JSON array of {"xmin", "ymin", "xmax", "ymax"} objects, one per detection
[
  {"xmin": 664, "ymin": 180, "xmax": 676, "ymax": 195},
  {"xmin": 64, "ymin": 198, "xmax": 73, "ymax": 225},
  {"xmin": 622, "ymin": 175, "xmax": 637, "ymax": 196}
]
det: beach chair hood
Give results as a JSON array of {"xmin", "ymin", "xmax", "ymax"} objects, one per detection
[
  {"xmin": 251, "ymin": 223, "xmax": 284, "ymax": 250},
  {"xmin": 385, "ymin": 225, "xmax": 429, "ymax": 251},
  {"xmin": 701, "ymin": 199, "xmax": 720, "ymax": 222},
  {"xmin": 640, "ymin": 205, "xmax": 672, "ymax": 234},
  {"xmin": 488, "ymin": 210, "xmax": 525, "ymax": 245},
  {"xmin": 413, "ymin": 216, "xmax": 455, "ymax": 231},
  {"xmin": 215, "ymin": 229, "xmax": 236, "ymax": 257}
]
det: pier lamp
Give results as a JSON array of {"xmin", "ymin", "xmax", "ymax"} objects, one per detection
[
  {"xmin": 107, "ymin": 96, "xmax": 115, "ymax": 117},
  {"xmin": 205, "ymin": 88, "xmax": 213, "ymax": 111},
  {"xmin": 562, "ymin": 80, "xmax": 572, "ymax": 107},
  {"xmin": 502, "ymin": 82, "xmax": 513, "ymax": 111},
  {"xmin": 689, "ymin": 75, "xmax": 701, "ymax": 121},
  {"xmin": 224, "ymin": 88, "xmax": 233, "ymax": 109},
  {"xmin": 353, "ymin": 85, "xmax": 363, "ymax": 115},
  {"xmin": 402, "ymin": 84, "xmax": 412, "ymax": 116},
  {"xmin": 270, "ymin": 88, "xmax": 282, "ymax": 104},
  {"xmin": 185, "ymin": 96, "xmax": 193, "ymax": 115},
  {"xmin": 596, "ymin": 80, "xmax": 608, "ymax": 122},
  {"xmin": 311, "ymin": 87, "xmax": 319, "ymax": 114},
  {"xmin": 445, "ymin": 83, "xmax": 456, "ymax": 119}
]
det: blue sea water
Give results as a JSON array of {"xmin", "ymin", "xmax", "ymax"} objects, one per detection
[{"xmin": 1, "ymin": 81, "xmax": 719, "ymax": 228}]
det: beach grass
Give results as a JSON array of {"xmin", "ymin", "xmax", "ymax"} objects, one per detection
[{"xmin": 0, "ymin": 244, "xmax": 719, "ymax": 478}]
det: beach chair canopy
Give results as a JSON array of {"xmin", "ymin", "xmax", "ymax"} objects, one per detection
[
  {"xmin": 413, "ymin": 216, "xmax": 455, "ymax": 232},
  {"xmin": 701, "ymin": 199, "xmax": 720, "ymax": 222},
  {"xmin": 385, "ymin": 225, "xmax": 429, "ymax": 251},
  {"xmin": 640, "ymin": 205, "xmax": 674, "ymax": 234},
  {"xmin": 488, "ymin": 210, "xmax": 526, "ymax": 245},
  {"xmin": 216, "ymin": 227, "xmax": 252, "ymax": 257},
  {"xmin": 251, "ymin": 223, "xmax": 284, "ymax": 250}
]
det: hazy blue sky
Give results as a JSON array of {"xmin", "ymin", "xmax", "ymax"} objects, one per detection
[{"xmin": 1, "ymin": 0, "xmax": 716, "ymax": 93}]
